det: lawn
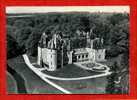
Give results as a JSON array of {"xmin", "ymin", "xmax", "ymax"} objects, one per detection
[
  {"xmin": 41, "ymin": 64, "xmax": 104, "ymax": 78},
  {"xmin": 33, "ymin": 61, "xmax": 108, "ymax": 94},
  {"xmin": 49, "ymin": 76, "xmax": 107, "ymax": 94},
  {"xmin": 7, "ymin": 55, "xmax": 110, "ymax": 94},
  {"xmin": 7, "ymin": 56, "xmax": 63, "ymax": 94}
]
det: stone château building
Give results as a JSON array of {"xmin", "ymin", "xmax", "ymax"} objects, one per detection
[{"xmin": 37, "ymin": 30, "xmax": 106, "ymax": 71}]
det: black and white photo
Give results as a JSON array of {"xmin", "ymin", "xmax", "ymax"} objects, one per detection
[{"xmin": 6, "ymin": 6, "xmax": 130, "ymax": 94}]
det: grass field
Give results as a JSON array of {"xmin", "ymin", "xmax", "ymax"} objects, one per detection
[
  {"xmin": 41, "ymin": 64, "xmax": 104, "ymax": 78},
  {"xmin": 7, "ymin": 55, "xmax": 109, "ymax": 94},
  {"xmin": 7, "ymin": 56, "xmax": 63, "ymax": 94},
  {"xmin": 49, "ymin": 76, "xmax": 107, "ymax": 94}
]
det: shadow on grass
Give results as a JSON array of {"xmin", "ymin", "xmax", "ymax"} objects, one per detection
[{"xmin": 7, "ymin": 64, "xmax": 27, "ymax": 93}]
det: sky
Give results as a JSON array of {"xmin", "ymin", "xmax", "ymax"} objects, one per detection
[{"xmin": 6, "ymin": 6, "xmax": 129, "ymax": 14}]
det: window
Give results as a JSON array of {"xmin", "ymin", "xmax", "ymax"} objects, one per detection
[
  {"xmin": 82, "ymin": 55, "xmax": 84, "ymax": 58},
  {"xmin": 86, "ymin": 54, "xmax": 88, "ymax": 58},
  {"xmin": 78, "ymin": 55, "xmax": 80, "ymax": 59}
]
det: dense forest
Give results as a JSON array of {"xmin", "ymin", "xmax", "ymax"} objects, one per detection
[{"xmin": 7, "ymin": 12, "xmax": 129, "ymax": 57}]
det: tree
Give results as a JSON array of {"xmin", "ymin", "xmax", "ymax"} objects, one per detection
[
  {"xmin": 13, "ymin": 19, "xmax": 29, "ymax": 29},
  {"xmin": 7, "ymin": 34, "xmax": 27, "ymax": 93},
  {"xmin": 7, "ymin": 25, "xmax": 16, "ymax": 39},
  {"xmin": 7, "ymin": 12, "xmax": 129, "ymax": 60},
  {"xmin": 7, "ymin": 34, "xmax": 26, "ymax": 59},
  {"xmin": 16, "ymin": 26, "xmax": 33, "ymax": 48},
  {"xmin": 108, "ymin": 13, "xmax": 129, "ymax": 26},
  {"xmin": 25, "ymin": 28, "xmax": 41, "ymax": 56},
  {"xmin": 106, "ymin": 17, "xmax": 129, "ymax": 57},
  {"xmin": 106, "ymin": 62, "xmax": 120, "ymax": 94}
]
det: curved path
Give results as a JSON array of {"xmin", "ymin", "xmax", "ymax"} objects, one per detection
[
  {"xmin": 23, "ymin": 54, "xmax": 111, "ymax": 81},
  {"xmin": 23, "ymin": 54, "xmax": 71, "ymax": 94}
]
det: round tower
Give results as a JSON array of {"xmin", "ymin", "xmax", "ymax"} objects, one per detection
[
  {"xmin": 86, "ymin": 32, "xmax": 91, "ymax": 47},
  {"xmin": 37, "ymin": 46, "xmax": 42, "ymax": 65},
  {"xmin": 90, "ymin": 39, "xmax": 94, "ymax": 49}
]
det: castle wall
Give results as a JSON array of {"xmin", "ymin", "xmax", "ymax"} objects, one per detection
[
  {"xmin": 37, "ymin": 46, "xmax": 57, "ymax": 71},
  {"xmin": 67, "ymin": 51, "xmax": 73, "ymax": 64},
  {"xmin": 86, "ymin": 48, "xmax": 95, "ymax": 62},
  {"xmin": 75, "ymin": 53, "xmax": 89, "ymax": 62},
  {"xmin": 48, "ymin": 49, "xmax": 57, "ymax": 71},
  {"xmin": 37, "ymin": 32, "xmax": 106, "ymax": 71},
  {"xmin": 41, "ymin": 48, "xmax": 49, "ymax": 65}
]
